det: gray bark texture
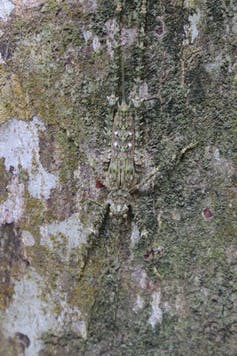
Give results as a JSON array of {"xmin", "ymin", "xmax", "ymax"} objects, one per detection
[{"xmin": 0, "ymin": 0, "xmax": 237, "ymax": 355}]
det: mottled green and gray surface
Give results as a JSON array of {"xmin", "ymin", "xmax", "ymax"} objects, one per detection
[{"xmin": 0, "ymin": 0, "xmax": 237, "ymax": 355}]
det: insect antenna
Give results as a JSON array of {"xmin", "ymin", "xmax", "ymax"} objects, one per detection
[
  {"xmin": 116, "ymin": 0, "xmax": 127, "ymax": 103},
  {"xmin": 120, "ymin": 43, "xmax": 126, "ymax": 103}
]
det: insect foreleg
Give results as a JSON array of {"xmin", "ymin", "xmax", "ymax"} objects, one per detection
[
  {"xmin": 86, "ymin": 200, "xmax": 110, "ymax": 237},
  {"xmin": 130, "ymin": 165, "xmax": 162, "ymax": 194},
  {"xmin": 77, "ymin": 200, "xmax": 110, "ymax": 281},
  {"xmin": 130, "ymin": 142, "xmax": 198, "ymax": 193}
]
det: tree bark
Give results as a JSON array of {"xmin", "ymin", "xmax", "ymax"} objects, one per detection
[{"xmin": 0, "ymin": 0, "xmax": 236, "ymax": 355}]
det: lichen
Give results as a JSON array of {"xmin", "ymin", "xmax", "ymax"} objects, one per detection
[
  {"xmin": 0, "ymin": 158, "xmax": 8, "ymax": 203},
  {"xmin": 0, "ymin": 0, "xmax": 237, "ymax": 354}
]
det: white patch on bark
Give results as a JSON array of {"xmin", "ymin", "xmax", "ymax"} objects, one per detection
[
  {"xmin": 163, "ymin": 301, "xmax": 171, "ymax": 313},
  {"xmin": 121, "ymin": 27, "xmax": 137, "ymax": 46},
  {"xmin": 57, "ymin": 300, "xmax": 87, "ymax": 338},
  {"xmin": 132, "ymin": 267, "xmax": 149, "ymax": 290},
  {"xmin": 214, "ymin": 148, "xmax": 221, "ymax": 161},
  {"xmin": 204, "ymin": 54, "xmax": 225, "ymax": 75},
  {"xmin": 138, "ymin": 270, "xmax": 148, "ymax": 289},
  {"xmin": 0, "ymin": 176, "xmax": 24, "ymax": 224},
  {"xmin": 205, "ymin": 145, "xmax": 235, "ymax": 180},
  {"xmin": 17, "ymin": 0, "xmax": 44, "ymax": 8},
  {"xmin": 130, "ymin": 222, "xmax": 140, "ymax": 247},
  {"xmin": 82, "ymin": 28, "xmax": 101, "ymax": 52},
  {"xmin": 79, "ymin": 0, "xmax": 97, "ymax": 12},
  {"xmin": 0, "ymin": 52, "xmax": 5, "ymax": 63},
  {"xmin": 148, "ymin": 291, "xmax": 163, "ymax": 328},
  {"xmin": 0, "ymin": 0, "xmax": 15, "ymax": 20},
  {"xmin": 22, "ymin": 230, "xmax": 35, "ymax": 246},
  {"xmin": 188, "ymin": 9, "xmax": 201, "ymax": 43},
  {"xmin": 40, "ymin": 213, "xmax": 89, "ymax": 256},
  {"xmin": 2, "ymin": 270, "xmax": 53, "ymax": 356},
  {"xmin": 133, "ymin": 295, "xmax": 144, "ymax": 313},
  {"xmin": 105, "ymin": 18, "xmax": 118, "ymax": 57},
  {"xmin": 2, "ymin": 269, "xmax": 87, "ymax": 356},
  {"xmin": 139, "ymin": 82, "xmax": 149, "ymax": 100},
  {"xmin": 92, "ymin": 35, "xmax": 101, "ymax": 52},
  {"xmin": 105, "ymin": 20, "xmax": 137, "ymax": 57},
  {"xmin": 0, "ymin": 117, "xmax": 58, "ymax": 200},
  {"xmin": 82, "ymin": 29, "xmax": 93, "ymax": 42}
]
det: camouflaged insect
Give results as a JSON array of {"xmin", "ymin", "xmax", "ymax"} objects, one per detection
[
  {"xmin": 94, "ymin": 0, "xmax": 149, "ymax": 220},
  {"xmin": 106, "ymin": 98, "xmax": 137, "ymax": 218},
  {"xmin": 83, "ymin": 0, "xmax": 197, "ymax": 230}
]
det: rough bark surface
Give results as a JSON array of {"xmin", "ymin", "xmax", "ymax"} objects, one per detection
[{"xmin": 0, "ymin": 0, "xmax": 237, "ymax": 355}]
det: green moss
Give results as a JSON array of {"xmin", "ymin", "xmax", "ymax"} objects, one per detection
[
  {"xmin": 56, "ymin": 130, "xmax": 79, "ymax": 184},
  {"xmin": 0, "ymin": 159, "xmax": 8, "ymax": 203},
  {"xmin": 0, "ymin": 0, "xmax": 237, "ymax": 354},
  {"xmin": 0, "ymin": 70, "xmax": 33, "ymax": 121},
  {"xmin": 21, "ymin": 193, "xmax": 45, "ymax": 230}
]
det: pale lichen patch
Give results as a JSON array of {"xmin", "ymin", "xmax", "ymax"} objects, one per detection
[
  {"xmin": 189, "ymin": 9, "xmax": 201, "ymax": 43},
  {"xmin": 132, "ymin": 268, "xmax": 149, "ymax": 290},
  {"xmin": 40, "ymin": 213, "xmax": 90, "ymax": 257},
  {"xmin": 204, "ymin": 54, "xmax": 225, "ymax": 76},
  {"xmin": 205, "ymin": 146, "xmax": 236, "ymax": 181},
  {"xmin": 82, "ymin": 29, "xmax": 93, "ymax": 42},
  {"xmin": 148, "ymin": 291, "xmax": 163, "ymax": 328},
  {"xmin": 105, "ymin": 18, "xmax": 118, "ymax": 57},
  {"xmin": 130, "ymin": 222, "xmax": 140, "ymax": 248},
  {"xmin": 0, "ymin": 117, "xmax": 58, "ymax": 200},
  {"xmin": 13, "ymin": 0, "xmax": 44, "ymax": 10},
  {"xmin": 0, "ymin": 52, "xmax": 5, "ymax": 64},
  {"xmin": 2, "ymin": 268, "xmax": 86, "ymax": 356},
  {"xmin": 21, "ymin": 230, "xmax": 35, "ymax": 246},
  {"xmin": 2, "ymin": 269, "xmax": 56, "ymax": 356},
  {"xmin": 56, "ymin": 300, "xmax": 87, "ymax": 339},
  {"xmin": 121, "ymin": 27, "xmax": 137, "ymax": 47},
  {"xmin": 0, "ymin": 176, "xmax": 24, "ymax": 224},
  {"xmin": 133, "ymin": 294, "xmax": 144, "ymax": 313},
  {"xmin": 79, "ymin": 0, "xmax": 97, "ymax": 13},
  {"xmin": 92, "ymin": 35, "xmax": 101, "ymax": 52},
  {"xmin": 0, "ymin": 0, "xmax": 15, "ymax": 20}
]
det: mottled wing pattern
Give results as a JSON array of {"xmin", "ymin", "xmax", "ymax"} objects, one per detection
[{"xmin": 108, "ymin": 100, "xmax": 137, "ymax": 191}]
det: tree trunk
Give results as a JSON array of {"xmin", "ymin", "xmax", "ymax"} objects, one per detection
[{"xmin": 0, "ymin": 0, "xmax": 236, "ymax": 355}]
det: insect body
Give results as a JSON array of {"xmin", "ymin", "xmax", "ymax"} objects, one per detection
[
  {"xmin": 95, "ymin": 1, "xmax": 147, "ymax": 219},
  {"xmin": 85, "ymin": 0, "xmax": 196, "ymax": 223},
  {"xmin": 106, "ymin": 99, "xmax": 137, "ymax": 218}
]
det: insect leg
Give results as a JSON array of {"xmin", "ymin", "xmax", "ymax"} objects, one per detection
[
  {"xmin": 86, "ymin": 200, "xmax": 110, "ymax": 238},
  {"xmin": 130, "ymin": 142, "xmax": 198, "ymax": 193},
  {"xmin": 78, "ymin": 201, "xmax": 110, "ymax": 280}
]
